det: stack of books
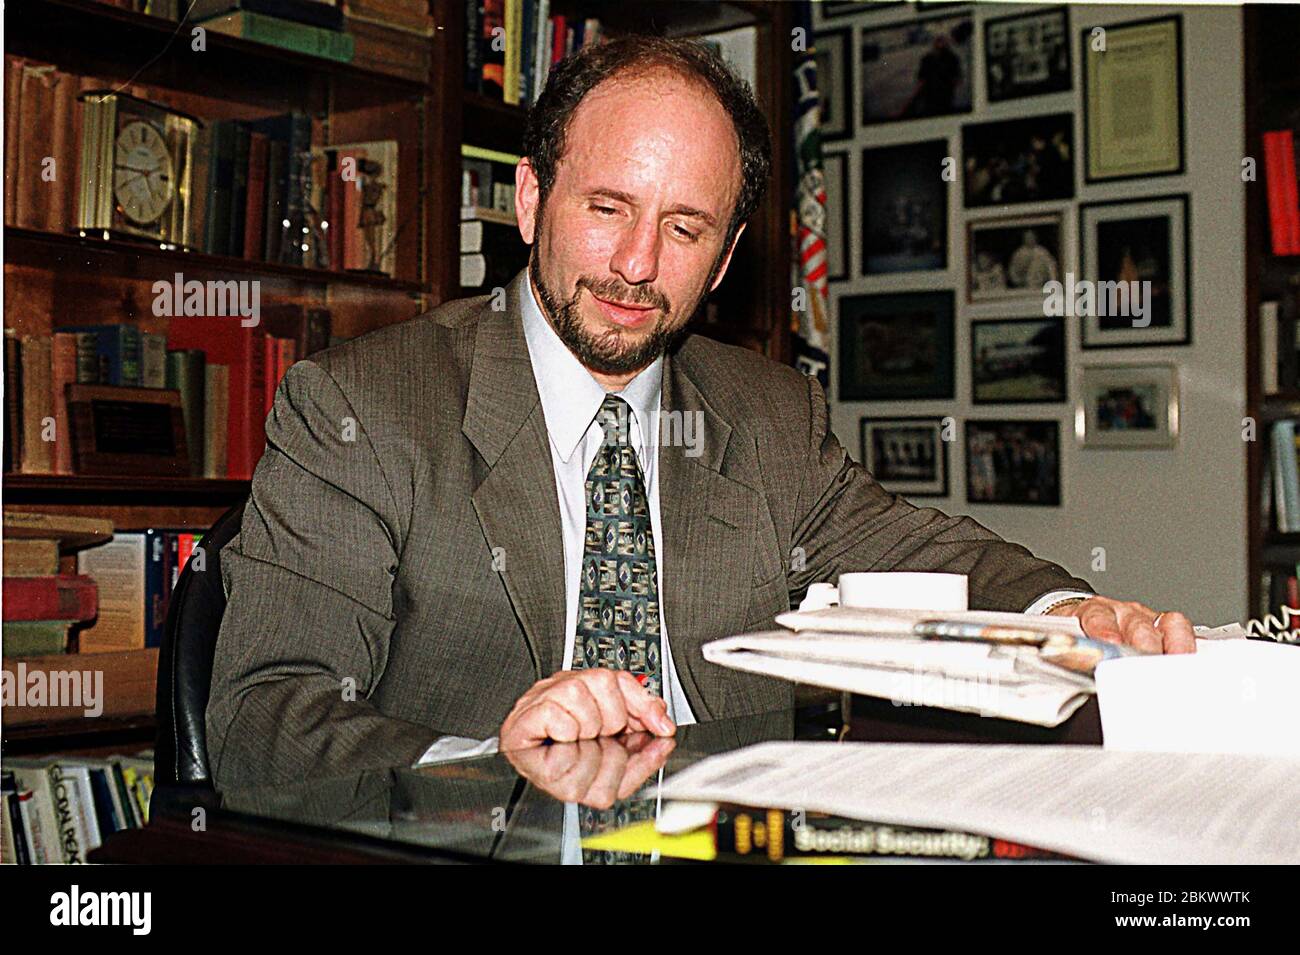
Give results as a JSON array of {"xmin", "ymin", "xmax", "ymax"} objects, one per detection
[
  {"xmin": 2, "ymin": 755, "xmax": 154, "ymax": 864},
  {"xmin": 74, "ymin": 528, "xmax": 207, "ymax": 652},
  {"xmin": 459, "ymin": 145, "xmax": 527, "ymax": 289},
  {"xmin": 466, "ymin": 1, "xmax": 605, "ymax": 106},
  {"xmin": 4, "ymin": 306, "xmax": 332, "ymax": 481},
  {"xmin": 2, "ymin": 513, "xmax": 110, "ymax": 658}
]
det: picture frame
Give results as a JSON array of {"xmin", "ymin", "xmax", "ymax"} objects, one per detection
[
  {"xmin": 962, "ymin": 113, "xmax": 1074, "ymax": 208},
  {"xmin": 1075, "ymin": 364, "xmax": 1180, "ymax": 448},
  {"xmin": 971, "ymin": 317, "xmax": 1067, "ymax": 405},
  {"xmin": 860, "ymin": 416, "xmax": 950, "ymax": 497},
  {"xmin": 984, "ymin": 5, "xmax": 1072, "ymax": 102},
  {"xmin": 822, "ymin": 151, "xmax": 850, "ymax": 281},
  {"xmin": 66, "ymin": 384, "xmax": 190, "ymax": 477},
  {"xmin": 819, "ymin": 1, "xmax": 906, "ymax": 23},
  {"xmin": 814, "ymin": 29, "xmax": 852, "ymax": 141},
  {"xmin": 1082, "ymin": 15, "xmax": 1185, "ymax": 182},
  {"xmin": 966, "ymin": 212, "xmax": 1064, "ymax": 304},
  {"xmin": 965, "ymin": 419, "xmax": 1061, "ymax": 506},
  {"xmin": 838, "ymin": 291, "xmax": 955, "ymax": 401},
  {"xmin": 862, "ymin": 139, "xmax": 948, "ymax": 274},
  {"xmin": 1077, "ymin": 194, "xmax": 1190, "ymax": 348},
  {"xmin": 860, "ymin": 11, "xmax": 974, "ymax": 125}
]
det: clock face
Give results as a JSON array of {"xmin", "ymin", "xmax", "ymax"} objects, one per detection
[{"xmin": 113, "ymin": 120, "xmax": 175, "ymax": 226}]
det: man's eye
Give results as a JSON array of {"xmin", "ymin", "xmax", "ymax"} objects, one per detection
[
  {"xmin": 671, "ymin": 224, "xmax": 699, "ymax": 242},
  {"xmin": 591, "ymin": 204, "xmax": 617, "ymax": 216}
]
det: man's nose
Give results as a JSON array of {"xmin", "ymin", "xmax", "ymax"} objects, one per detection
[{"xmin": 610, "ymin": 214, "xmax": 661, "ymax": 286}]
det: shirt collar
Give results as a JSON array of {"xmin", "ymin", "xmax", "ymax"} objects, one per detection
[{"xmin": 520, "ymin": 272, "xmax": 664, "ymax": 464}]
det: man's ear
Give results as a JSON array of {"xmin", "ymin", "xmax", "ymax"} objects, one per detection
[
  {"xmin": 515, "ymin": 158, "xmax": 540, "ymax": 245},
  {"xmin": 708, "ymin": 222, "xmax": 747, "ymax": 293}
]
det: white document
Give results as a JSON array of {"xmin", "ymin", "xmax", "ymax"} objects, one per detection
[
  {"xmin": 659, "ymin": 741, "xmax": 1300, "ymax": 864},
  {"xmin": 1097, "ymin": 638, "xmax": 1300, "ymax": 755}
]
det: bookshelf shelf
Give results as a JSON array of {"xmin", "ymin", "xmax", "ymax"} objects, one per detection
[
  {"xmin": 8, "ymin": 0, "xmax": 429, "ymax": 99},
  {"xmin": 1, "ymin": 648, "xmax": 158, "ymax": 728},
  {"xmin": 3, "ymin": 473, "xmax": 251, "ymax": 501},
  {"xmin": 4, "ymin": 227, "xmax": 428, "ymax": 296}
]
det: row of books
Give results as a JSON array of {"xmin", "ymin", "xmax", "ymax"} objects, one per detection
[
  {"xmin": 4, "ymin": 305, "xmax": 332, "ymax": 480},
  {"xmin": 1269, "ymin": 419, "xmax": 1300, "ymax": 533},
  {"xmin": 1261, "ymin": 565, "xmax": 1300, "ymax": 622},
  {"xmin": 459, "ymin": 145, "xmax": 527, "ymax": 289},
  {"xmin": 2, "ymin": 511, "xmax": 205, "ymax": 654},
  {"xmin": 1264, "ymin": 129, "xmax": 1300, "ymax": 256},
  {"xmin": 466, "ymin": 1, "xmax": 606, "ymax": 106},
  {"xmin": 3, "ymin": 54, "xmax": 401, "ymax": 278},
  {"xmin": 2, "ymin": 755, "xmax": 154, "ymax": 864}
]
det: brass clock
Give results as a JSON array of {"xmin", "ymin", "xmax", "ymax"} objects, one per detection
[{"xmin": 77, "ymin": 91, "xmax": 198, "ymax": 247}]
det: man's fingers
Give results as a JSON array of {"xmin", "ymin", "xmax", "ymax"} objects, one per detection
[
  {"xmin": 547, "ymin": 676, "xmax": 610, "ymax": 739},
  {"xmin": 614, "ymin": 672, "xmax": 675, "ymax": 735},
  {"xmin": 576, "ymin": 669, "xmax": 635, "ymax": 736},
  {"xmin": 1155, "ymin": 611, "xmax": 1197, "ymax": 654},
  {"xmin": 1078, "ymin": 603, "xmax": 1123, "ymax": 642},
  {"xmin": 512, "ymin": 698, "xmax": 581, "ymax": 747}
]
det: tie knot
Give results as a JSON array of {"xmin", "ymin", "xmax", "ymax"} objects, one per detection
[{"xmin": 596, "ymin": 395, "xmax": 631, "ymax": 446}]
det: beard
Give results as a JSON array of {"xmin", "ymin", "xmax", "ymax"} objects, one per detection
[{"xmin": 529, "ymin": 250, "xmax": 704, "ymax": 376}]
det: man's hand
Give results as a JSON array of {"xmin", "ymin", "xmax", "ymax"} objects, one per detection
[
  {"xmin": 498, "ymin": 669, "xmax": 675, "ymax": 752},
  {"xmin": 1047, "ymin": 596, "xmax": 1196, "ymax": 654},
  {"xmin": 504, "ymin": 733, "xmax": 676, "ymax": 807}
]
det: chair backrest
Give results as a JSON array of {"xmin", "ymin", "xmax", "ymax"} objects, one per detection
[{"xmin": 154, "ymin": 500, "xmax": 246, "ymax": 788}]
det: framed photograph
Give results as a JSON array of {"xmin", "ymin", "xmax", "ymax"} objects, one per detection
[
  {"xmin": 1078, "ymin": 194, "xmax": 1190, "ymax": 348},
  {"xmin": 965, "ymin": 419, "xmax": 1061, "ymax": 506},
  {"xmin": 984, "ymin": 6, "xmax": 1071, "ymax": 102},
  {"xmin": 821, "ymin": 1, "xmax": 905, "ymax": 20},
  {"xmin": 860, "ymin": 416, "xmax": 950, "ymax": 497},
  {"xmin": 814, "ymin": 30, "xmax": 852, "ymax": 141},
  {"xmin": 862, "ymin": 140, "xmax": 948, "ymax": 274},
  {"xmin": 971, "ymin": 318, "xmax": 1067, "ymax": 404},
  {"xmin": 822, "ymin": 152, "xmax": 850, "ymax": 281},
  {"xmin": 838, "ymin": 291, "xmax": 955, "ymax": 401},
  {"xmin": 967, "ymin": 212, "xmax": 1063, "ymax": 304},
  {"xmin": 962, "ymin": 113, "xmax": 1074, "ymax": 208},
  {"xmin": 1082, "ymin": 15, "xmax": 1184, "ymax": 182},
  {"xmin": 66, "ymin": 384, "xmax": 190, "ymax": 477},
  {"xmin": 1076, "ymin": 364, "xmax": 1179, "ymax": 448},
  {"xmin": 860, "ymin": 11, "xmax": 974, "ymax": 124}
]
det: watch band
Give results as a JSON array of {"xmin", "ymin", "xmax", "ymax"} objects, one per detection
[{"xmin": 1042, "ymin": 596, "xmax": 1089, "ymax": 615}]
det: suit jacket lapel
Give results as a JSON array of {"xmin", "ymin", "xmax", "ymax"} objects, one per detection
[
  {"xmin": 658, "ymin": 348, "xmax": 760, "ymax": 721},
  {"xmin": 465, "ymin": 274, "xmax": 567, "ymax": 681}
]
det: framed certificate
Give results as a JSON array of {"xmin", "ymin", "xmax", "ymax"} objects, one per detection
[{"xmin": 1081, "ymin": 15, "xmax": 1184, "ymax": 182}]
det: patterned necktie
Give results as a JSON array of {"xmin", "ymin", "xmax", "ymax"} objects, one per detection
[
  {"xmin": 569, "ymin": 395, "xmax": 662, "ymax": 864},
  {"xmin": 571, "ymin": 394, "xmax": 663, "ymax": 697}
]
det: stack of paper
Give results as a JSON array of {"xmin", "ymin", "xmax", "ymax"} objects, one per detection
[
  {"xmin": 659, "ymin": 741, "xmax": 1300, "ymax": 864},
  {"xmin": 704, "ymin": 606, "xmax": 1111, "ymax": 727}
]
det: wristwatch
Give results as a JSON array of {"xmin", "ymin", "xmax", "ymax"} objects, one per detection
[{"xmin": 1042, "ymin": 596, "xmax": 1089, "ymax": 615}]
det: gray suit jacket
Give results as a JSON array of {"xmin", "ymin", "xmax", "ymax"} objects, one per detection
[{"xmin": 207, "ymin": 270, "xmax": 1093, "ymax": 788}]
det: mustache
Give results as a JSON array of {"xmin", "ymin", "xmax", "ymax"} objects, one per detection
[{"xmin": 576, "ymin": 275, "xmax": 671, "ymax": 314}]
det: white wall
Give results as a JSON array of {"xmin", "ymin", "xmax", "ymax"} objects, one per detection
[{"xmin": 818, "ymin": 3, "xmax": 1247, "ymax": 625}]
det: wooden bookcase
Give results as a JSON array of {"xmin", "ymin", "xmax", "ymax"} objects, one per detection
[
  {"xmin": 1244, "ymin": 3, "xmax": 1300, "ymax": 618},
  {"xmin": 2, "ymin": 0, "xmax": 793, "ymax": 754}
]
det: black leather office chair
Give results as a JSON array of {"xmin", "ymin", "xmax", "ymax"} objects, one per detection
[{"xmin": 154, "ymin": 499, "xmax": 246, "ymax": 790}]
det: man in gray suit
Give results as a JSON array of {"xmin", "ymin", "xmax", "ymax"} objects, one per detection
[{"xmin": 207, "ymin": 37, "xmax": 1195, "ymax": 789}]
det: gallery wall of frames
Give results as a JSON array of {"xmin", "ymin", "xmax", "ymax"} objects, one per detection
[{"xmin": 813, "ymin": 1, "xmax": 1249, "ymax": 623}]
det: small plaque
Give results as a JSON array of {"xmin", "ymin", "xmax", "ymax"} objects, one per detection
[{"xmin": 66, "ymin": 385, "xmax": 190, "ymax": 477}]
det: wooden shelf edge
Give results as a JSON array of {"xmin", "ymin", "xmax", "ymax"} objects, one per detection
[
  {"xmin": 1, "ymin": 648, "xmax": 159, "ymax": 729},
  {"xmin": 3, "ymin": 473, "xmax": 251, "ymax": 497},
  {"xmin": 12, "ymin": 0, "xmax": 432, "ymax": 94},
  {"xmin": 4, "ymin": 226, "xmax": 429, "ymax": 295}
]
